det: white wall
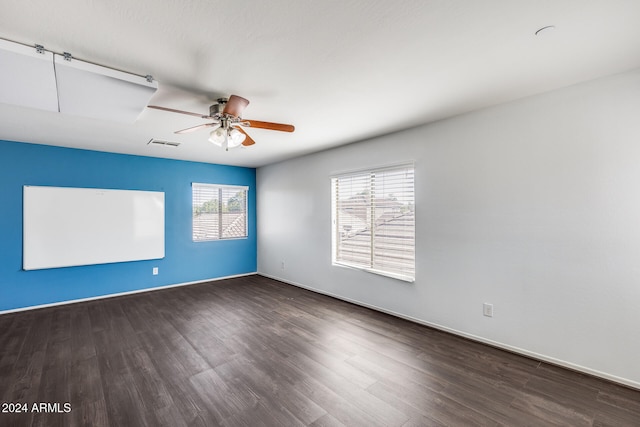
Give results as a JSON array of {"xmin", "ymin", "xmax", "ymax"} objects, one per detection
[{"xmin": 257, "ymin": 69, "xmax": 640, "ymax": 389}]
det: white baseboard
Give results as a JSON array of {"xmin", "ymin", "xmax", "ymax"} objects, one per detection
[
  {"xmin": 0, "ymin": 272, "xmax": 257, "ymax": 315},
  {"xmin": 259, "ymin": 272, "xmax": 640, "ymax": 391}
]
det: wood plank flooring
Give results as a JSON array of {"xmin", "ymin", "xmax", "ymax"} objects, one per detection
[{"xmin": 1, "ymin": 275, "xmax": 638, "ymax": 426}]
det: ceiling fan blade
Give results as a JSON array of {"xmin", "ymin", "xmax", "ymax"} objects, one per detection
[
  {"xmin": 235, "ymin": 126, "xmax": 256, "ymax": 146},
  {"xmin": 148, "ymin": 105, "xmax": 210, "ymax": 119},
  {"xmin": 244, "ymin": 119, "xmax": 295, "ymax": 133},
  {"xmin": 175, "ymin": 122, "xmax": 220, "ymax": 134},
  {"xmin": 223, "ymin": 95, "xmax": 250, "ymax": 117}
]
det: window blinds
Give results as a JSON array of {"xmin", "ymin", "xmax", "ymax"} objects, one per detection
[
  {"xmin": 332, "ymin": 164, "xmax": 415, "ymax": 282},
  {"xmin": 192, "ymin": 183, "xmax": 248, "ymax": 241}
]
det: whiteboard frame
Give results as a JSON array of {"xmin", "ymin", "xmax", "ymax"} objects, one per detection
[{"xmin": 23, "ymin": 186, "xmax": 165, "ymax": 270}]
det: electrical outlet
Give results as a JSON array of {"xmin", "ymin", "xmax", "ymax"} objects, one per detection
[
  {"xmin": 153, "ymin": 267, "xmax": 158, "ymax": 275},
  {"xmin": 483, "ymin": 303, "xmax": 493, "ymax": 317}
]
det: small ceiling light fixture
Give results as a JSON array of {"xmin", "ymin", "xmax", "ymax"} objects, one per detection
[{"xmin": 535, "ymin": 25, "xmax": 556, "ymax": 36}]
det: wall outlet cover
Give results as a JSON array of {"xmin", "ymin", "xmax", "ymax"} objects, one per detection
[{"xmin": 483, "ymin": 303, "xmax": 493, "ymax": 317}]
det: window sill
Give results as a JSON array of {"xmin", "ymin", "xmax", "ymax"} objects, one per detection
[
  {"xmin": 332, "ymin": 261, "xmax": 414, "ymax": 283},
  {"xmin": 193, "ymin": 236, "xmax": 248, "ymax": 242}
]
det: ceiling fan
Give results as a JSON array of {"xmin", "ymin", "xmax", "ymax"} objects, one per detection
[{"xmin": 148, "ymin": 95, "xmax": 294, "ymax": 150}]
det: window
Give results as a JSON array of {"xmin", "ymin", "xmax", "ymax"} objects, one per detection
[
  {"xmin": 192, "ymin": 183, "xmax": 248, "ymax": 241},
  {"xmin": 332, "ymin": 164, "xmax": 415, "ymax": 282}
]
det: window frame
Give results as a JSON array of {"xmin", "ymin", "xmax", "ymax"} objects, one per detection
[
  {"xmin": 192, "ymin": 183, "xmax": 249, "ymax": 242},
  {"xmin": 331, "ymin": 163, "xmax": 415, "ymax": 282}
]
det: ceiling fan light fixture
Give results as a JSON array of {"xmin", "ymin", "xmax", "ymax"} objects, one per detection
[
  {"xmin": 228, "ymin": 128, "xmax": 246, "ymax": 148},
  {"xmin": 208, "ymin": 127, "xmax": 227, "ymax": 147},
  {"xmin": 208, "ymin": 127, "xmax": 245, "ymax": 150}
]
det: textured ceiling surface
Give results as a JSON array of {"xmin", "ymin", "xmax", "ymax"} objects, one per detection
[{"xmin": 1, "ymin": 0, "xmax": 640, "ymax": 167}]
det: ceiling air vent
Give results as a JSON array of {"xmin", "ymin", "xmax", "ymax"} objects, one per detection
[{"xmin": 147, "ymin": 138, "xmax": 181, "ymax": 147}]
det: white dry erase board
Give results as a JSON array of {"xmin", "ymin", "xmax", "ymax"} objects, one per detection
[{"xmin": 23, "ymin": 186, "xmax": 165, "ymax": 270}]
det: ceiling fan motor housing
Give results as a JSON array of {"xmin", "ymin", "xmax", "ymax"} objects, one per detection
[{"xmin": 209, "ymin": 101, "xmax": 226, "ymax": 117}]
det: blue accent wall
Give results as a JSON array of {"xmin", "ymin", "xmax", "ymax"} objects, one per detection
[{"xmin": 0, "ymin": 140, "xmax": 256, "ymax": 311}]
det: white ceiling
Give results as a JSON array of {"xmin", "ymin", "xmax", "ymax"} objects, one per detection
[{"xmin": 1, "ymin": 0, "xmax": 640, "ymax": 168}]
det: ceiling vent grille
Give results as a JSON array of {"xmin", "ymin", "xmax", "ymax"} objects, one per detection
[{"xmin": 147, "ymin": 138, "xmax": 181, "ymax": 147}]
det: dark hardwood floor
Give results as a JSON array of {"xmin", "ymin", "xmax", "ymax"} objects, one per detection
[{"xmin": 1, "ymin": 275, "xmax": 638, "ymax": 426}]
